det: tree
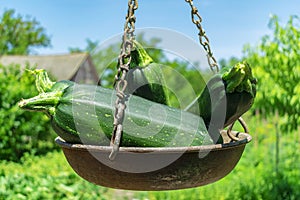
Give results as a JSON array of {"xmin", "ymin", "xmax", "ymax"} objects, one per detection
[
  {"xmin": 0, "ymin": 9, "xmax": 51, "ymax": 55},
  {"xmin": 244, "ymin": 15, "xmax": 300, "ymax": 132},
  {"xmin": 68, "ymin": 38, "xmax": 99, "ymax": 53},
  {"xmin": 243, "ymin": 15, "xmax": 300, "ymax": 178},
  {"xmin": 219, "ymin": 57, "xmax": 240, "ymax": 69}
]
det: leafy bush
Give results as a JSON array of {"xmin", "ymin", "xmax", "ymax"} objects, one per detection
[
  {"xmin": 244, "ymin": 15, "xmax": 300, "ymax": 132},
  {"xmin": 0, "ymin": 151, "xmax": 111, "ymax": 200},
  {"xmin": 0, "ymin": 115, "xmax": 299, "ymax": 199},
  {"xmin": 0, "ymin": 64, "xmax": 58, "ymax": 161},
  {"xmin": 0, "ymin": 9, "xmax": 51, "ymax": 55}
]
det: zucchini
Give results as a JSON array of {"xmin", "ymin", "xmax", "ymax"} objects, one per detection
[
  {"xmin": 185, "ymin": 61, "xmax": 257, "ymax": 132},
  {"xmin": 129, "ymin": 44, "xmax": 257, "ymax": 136},
  {"xmin": 126, "ymin": 63, "xmax": 170, "ymax": 106},
  {"xmin": 19, "ymin": 70, "xmax": 214, "ymax": 146},
  {"xmin": 125, "ymin": 41, "xmax": 171, "ymax": 105},
  {"xmin": 129, "ymin": 42, "xmax": 257, "ymax": 130}
]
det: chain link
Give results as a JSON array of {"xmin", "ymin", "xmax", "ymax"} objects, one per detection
[
  {"xmin": 109, "ymin": 0, "xmax": 216, "ymax": 159},
  {"xmin": 109, "ymin": 0, "xmax": 138, "ymax": 160},
  {"xmin": 185, "ymin": 0, "xmax": 246, "ymax": 140},
  {"xmin": 185, "ymin": 0, "xmax": 219, "ymax": 73}
]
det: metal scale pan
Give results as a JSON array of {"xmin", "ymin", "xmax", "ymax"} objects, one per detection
[{"xmin": 55, "ymin": 130, "xmax": 251, "ymax": 191}]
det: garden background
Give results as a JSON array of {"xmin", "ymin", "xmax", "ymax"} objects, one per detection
[{"xmin": 0, "ymin": 2, "xmax": 299, "ymax": 200}]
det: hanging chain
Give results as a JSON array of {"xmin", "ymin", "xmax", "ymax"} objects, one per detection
[
  {"xmin": 185, "ymin": 0, "xmax": 219, "ymax": 73},
  {"xmin": 185, "ymin": 0, "xmax": 245, "ymax": 140},
  {"xmin": 109, "ymin": 0, "xmax": 217, "ymax": 159},
  {"xmin": 109, "ymin": 0, "xmax": 138, "ymax": 160}
]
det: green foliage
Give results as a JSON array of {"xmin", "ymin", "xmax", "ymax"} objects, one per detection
[
  {"xmin": 1, "ymin": 115, "xmax": 298, "ymax": 199},
  {"xmin": 243, "ymin": 15, "xmax": 300, "ymax": 132},
  {"xmin": 223, "ymin": 122, "xmax": 300, "ymax": 200},
  {"xmin": 219, "ymin": 56, "xmax": 241, "ymax": 69},
  {"xmin": 160, "ymin": 59, "xmax": 208, "ymax": 109},
  {"xmin": 0, "ymin": 9, "xmax": 50, "ymax": 55},
  {"xmin": 0, "ymin": 64, "xmax": 57, "ymax": 161},
  {"xmin": 91, "ymin": 40, "xmax": 120, "ymax": 88},
  {"xmin": 0, "ymin": 151, "xmax": 110, "ymax": 200},
  {"xmin": 68, "ymin": 38, "xmax": 99, "ymax": 53}
]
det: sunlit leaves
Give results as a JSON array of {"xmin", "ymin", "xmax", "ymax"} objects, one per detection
[
  {"xmin": 0, "ymin": 9, "xmax": 50, "ymax": 55},
  {"xmin": 244, "ymin": 15, "xmax": 300, "ymax": 132},
  {"xmin": 0, "ymin": 64, "xmax": 57, "ymax": 161}
]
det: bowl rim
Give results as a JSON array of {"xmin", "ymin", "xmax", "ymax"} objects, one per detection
[{"xmin": 55, "ymin": 131, "xmax": 252, "ymax": 154}]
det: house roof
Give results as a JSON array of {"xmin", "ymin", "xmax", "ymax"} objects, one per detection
[{"xmin": 0, "ymin": 53, "xmax": 90, "ymax": 80}]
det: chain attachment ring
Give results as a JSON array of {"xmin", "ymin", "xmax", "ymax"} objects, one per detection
[{"xmin": 227, "ymin": 117, "xmax": 249, "ymax": 141}]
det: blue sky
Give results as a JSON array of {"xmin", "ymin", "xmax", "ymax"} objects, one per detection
[{"xmin": 1, "ymin": 0, "xmax": 299, "ymax": 61}]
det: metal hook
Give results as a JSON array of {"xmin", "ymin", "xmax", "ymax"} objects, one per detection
[{"xmin": 227, "ymin": 117, "xmax": 249, "ymax": 141}]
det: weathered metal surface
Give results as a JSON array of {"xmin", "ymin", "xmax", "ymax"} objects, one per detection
[{"xmin": 55, "ymin": 131, "xmax": 252, "ymax": 191}]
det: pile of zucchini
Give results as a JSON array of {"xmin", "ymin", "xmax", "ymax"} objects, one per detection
[{"xmin": 18, "ymin": 41, "xmax": 257, "ymax": 146}]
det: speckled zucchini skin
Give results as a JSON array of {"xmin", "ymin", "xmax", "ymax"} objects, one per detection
[
  {"xmin": 20, "ymin": 82, "xmax": 213, "ymax": 147},
  {"xmin": 126, "ymin": 40, "xmax": 171, "ymax": 105},
  {"xmin": 187, "ymin": 74, "xmax": 255, "ymax": 143},
  {"xmin": 186, "ymin": 62, "xmax": 257, "ymax": 131},
  {"xmin": 126, "ymin": 63, "xmax": 170, "ymax": 105}
]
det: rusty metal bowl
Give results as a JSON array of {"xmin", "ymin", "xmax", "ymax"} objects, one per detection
[{"xmin": 55, "ymin": 130, "xmax": 252, "ymax": 191}]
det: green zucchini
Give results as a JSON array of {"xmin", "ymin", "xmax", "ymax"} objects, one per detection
[
  {"xmin": 19, "ymin": 70, "xmax": 214, "ymax": 146},
  {"xmin": 129, "ymin": 42, "xmax": 257, "ymax": 132},
  {"xmin": 125, "ymin": 40, "xmax": 171, "ymax": 105},
  {"xmin": 126, "ymin": 62, "xmax": 170, "ymax": 106},
  {"xmin": 185, "ymin": 61, "xmax": 257, "ymax": 133},
  {"xmin": 129, "ymin": 44, "xmax": 257, "ymax": 136}
]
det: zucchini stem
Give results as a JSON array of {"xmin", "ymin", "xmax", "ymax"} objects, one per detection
[{"xmin": 18, "ymin": 91, "xmax": 62, "ymax": 114}]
